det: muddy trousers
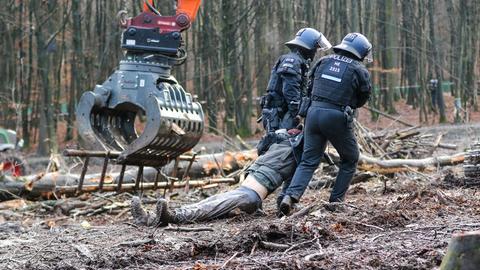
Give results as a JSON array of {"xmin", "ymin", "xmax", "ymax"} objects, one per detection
[{"xmin": 172, "ymin": 186, "xmax": 262, "ymax": 224}]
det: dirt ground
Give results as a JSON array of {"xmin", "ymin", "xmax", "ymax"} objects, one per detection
[
  {"xmin": 2, "ymin": 95, "xmax": 480, "ymax": 269},
  {"xmin": 0, "ymin": 164, "xmax": 478, "ymax": 270}
]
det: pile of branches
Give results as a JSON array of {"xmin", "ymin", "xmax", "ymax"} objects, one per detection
[{"xmin": 354, "ymin": 122, "xmax": 457, "ymax": 159}]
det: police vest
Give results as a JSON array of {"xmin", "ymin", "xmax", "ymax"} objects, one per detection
[
  {"xmin": 265, "ymin": 52, "xmax": 308, "ymax": 108},
  {"xmin": 311, "ymin": 54, "xmax": 364, "ymax": 108}
]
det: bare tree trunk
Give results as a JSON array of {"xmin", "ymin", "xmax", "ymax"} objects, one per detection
[
  {"xmin": 428, "ymin": 0, "xmax": 447, "ymax": 123},
  {"xmin": 402, "ymin": 0, "xmax": 418, "ymax": 108},
  {"xmin": 379, "ymin": 0, "xmax": 397, "ymax": 114},
  {"xmin": 221, "ymin": 0, "xmax": 237, "ymax": 136},
  {"xmin": 33, "ymin": 0, "xmax": 58, "ymax": 155}
]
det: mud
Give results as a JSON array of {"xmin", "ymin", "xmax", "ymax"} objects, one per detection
[{"xmin": 1, "ymin": 168, "xmax": 478, "ymax": 269}]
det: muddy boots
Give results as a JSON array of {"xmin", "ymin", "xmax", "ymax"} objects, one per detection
[
  {"xmin": 151, "ymin": 199, "xmax": 177, "ymax": 226},
  {"xmin": 130, "ymin": 197, "xmax": 177, "ymax": 227},
  {"xmin": 131, "ymin": 196, "xmax": 154, "ymax": 226}
]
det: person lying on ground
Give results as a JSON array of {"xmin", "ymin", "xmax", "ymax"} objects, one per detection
[{"xmin": 131, "ymin": 128, "xmax": 304, "ymax": 226}]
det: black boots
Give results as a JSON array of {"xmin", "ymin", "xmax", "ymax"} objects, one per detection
[{"xmin": 278, "ymin": 195, "xmax": 294, "ymax": 217}]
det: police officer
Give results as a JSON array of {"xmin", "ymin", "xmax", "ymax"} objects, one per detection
[
  {"xmin": 279, "ymin": 33, "xmax": 373, "ymax": 215},
  {"xmin": 257, "ymin": 28, "xmax": 331, "ymax": 155}
]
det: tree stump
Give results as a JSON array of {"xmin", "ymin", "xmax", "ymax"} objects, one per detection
[{"xmin": 440, "ymin": 231, "xmax": 480, "ymax": 270}]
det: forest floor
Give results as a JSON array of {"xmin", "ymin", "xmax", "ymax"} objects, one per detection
[
  {"xmin": 1, "ymin": 94, "xmax": 480, "ymax": 269},
  {"xmin": 0, "ymin": 166, "xmax": 478, "ymax": 269}
]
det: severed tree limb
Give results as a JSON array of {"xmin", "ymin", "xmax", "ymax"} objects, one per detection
[
  {"xmin": 115, "ymin": 238, "xmax": 156, "ymax": 247},
  {"xmin": 260, "ymin": 241, "xmax": 290, "ymax": 250},
  {"xmin": 363, "ymin": 106, "xmax": 414, "ymax": 127},
  {"xmin": 163, "ymin": 150, "xmax": 257, "ymax": 179},
  {"xmin": 0, "ymin": 150, "xmax": 257, "ymax": 200},
  {"xmin": 357, "ymin": 152, "xmax": 465, "ymax": 174},
  {"xmin": 164, "ymin": 225, "xmax": 214, "ymax": 232},
  {"xmin": 220, "ymin": 251, "xmax": 239, "ymax": 269},
  {"xmin": 0, "ymin": 169, "xmax": 236, "ymax": 200}
]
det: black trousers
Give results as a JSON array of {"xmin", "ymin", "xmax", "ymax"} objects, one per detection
[{"xmin": 284, "ymin": 104, "xmax": 359, "ymax": 202}]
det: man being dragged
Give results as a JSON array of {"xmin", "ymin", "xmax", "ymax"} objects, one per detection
[{"xmin": 131, "ymin": 128, "xmax": 304, "ymax": 226}]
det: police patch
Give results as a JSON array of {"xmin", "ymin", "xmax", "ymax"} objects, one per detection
[
  {"xmin": 285, "ymin": 58, "xmax": 295, "ymax": 63},
  {"xmin": 320, "ymin": 60, "xmax": 348, "ymax": 83},
  {"xmin": 332, "ymin": 55, "xmax": 353, "ymax": 63},
  {"xmin": 282, "ymin": 63, "xmax": 294, "ymax": 68}
]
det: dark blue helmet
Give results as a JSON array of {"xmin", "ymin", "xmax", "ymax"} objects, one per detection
[
  {"xmin": 333, "ymin": 33, "xmax": 373, "ymax": 62},
  {"xmin": 285, "ymin": 28, "xmax": 331, "ymax": 52}
]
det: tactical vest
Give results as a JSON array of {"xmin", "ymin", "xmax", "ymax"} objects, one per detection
[
  {"xmin": 265, "ymin": 52, "xmax": 308, "ymax": 109},
  {"xmin": 311, "ymin": 54, "xmax": 362, "ymax": 108}
]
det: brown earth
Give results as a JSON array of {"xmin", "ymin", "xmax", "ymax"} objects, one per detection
[
  {"xmin": 3, "ymin": 94, "xmax": 480, "ymax": 269},
  {"xmin": 0, "ymin": 166, "xmax": 478, "ymax": 269}
]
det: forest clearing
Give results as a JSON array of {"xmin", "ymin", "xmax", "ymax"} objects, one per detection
[
  {"xmin": 1, "ymin": 0, "xmax": 480, "ymax": 269},
  {"xmin": 0, "ymin": 121, "xmax": 479, "ymax": 269}
]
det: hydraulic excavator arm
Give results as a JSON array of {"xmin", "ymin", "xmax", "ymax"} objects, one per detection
[
  {"xmin": 121, "ymin": 0, "xmax": 201, "ymax": 56},
  {"xmin": 75, "ymin": 0, "xmax": 204, "ymax": 167},
  {"xmin": 143, "ymin": 0, "xmax": 201, "ymax": 21}
]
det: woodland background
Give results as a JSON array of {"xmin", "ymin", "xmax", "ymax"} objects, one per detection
[{"xmin": 0, "ymin": 0, "xmax": 479, "ymax": 155}]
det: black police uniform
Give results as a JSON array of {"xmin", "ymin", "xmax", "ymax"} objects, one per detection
[
  {"xmin": 262, "ymin": 52, "xmax": 308, "ymax": 132},
  {"xmin": 283, "ymin": 53, "xmax": 371, "ymax": 202}
]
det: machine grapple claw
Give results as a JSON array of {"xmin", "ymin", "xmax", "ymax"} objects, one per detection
[{"xmin": 76, "ymin": 1, "xmax": 204, "ymax": 167}]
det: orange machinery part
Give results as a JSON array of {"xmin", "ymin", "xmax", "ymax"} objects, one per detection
[
  {"xmin": 176, "ymin": 0, "xmax": 201, "ymax": 21},
  {"xmin": 143, "ymin": 0, "xmax": 201, "ymax": 22},
  {"xmin": 142, "ymin": 0, "xmax": 155, "ymax": 12}
]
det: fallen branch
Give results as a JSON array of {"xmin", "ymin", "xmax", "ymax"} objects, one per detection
[
  {"xmin": 164, "ymin": 226, "xmax": 214, "ymax": 232},
  {"xmin": 283, "ymin": 237, "xmax": 318, "ymax": 254},
  {"xmin": 363, "ymin": 106, "xmax": 414, "ymax": 127},
  {"xmin": 220, "ymin": 251, "xmax": 239, "ymax": 269},
  {"xmin": 304, "ymin": 252, "xmax": 326, "ymax": 262},
  {"xmin": 260, "ymin": 241, "xmax": 290, "ymax": 250},
  {"xmin": 0, "ymin": 144, "xmax": 465, "ymax": 200},
  {"xmin": 289, "ymin": 203, "xmax": 322, "ymax": 219},
  {"xmin": 0, "ymin": 175, "xmax": 236, "ymax": 200},
  {"xmin": 115, "ymin": 238, "xmax": 156, "ymax": 247},
  {"xmin": 163, "ymin": 149, "xmax": 257, "ymax": 178},
  {"xmin": 357, "ymin": 152, "xmax": 465, "ymax": 173}
]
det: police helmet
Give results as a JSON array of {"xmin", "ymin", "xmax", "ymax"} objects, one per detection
[
  {"xmin": 285, "ymin": 28, "xmax": 332, "ymax": 52},
  {"xmin": 333, "ymin": 33, "xmax": 373, "ymax": 62}
]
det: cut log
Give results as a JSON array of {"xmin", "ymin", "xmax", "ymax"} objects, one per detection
[
  {"xmin": 161, "ymin": 150, "xmax": 257, "ymax": 178},
  {"xmin": 357, "ymin": 152, "xmax": 465, "ymax": 173},
  {"xmin": 0, "ymin": 148, "xmax": 465, "ymax": 200},
  {"xmin": 0, "ymin": 167, "xmax": 236, "ymax": 200},
  {"xmin": 440, "ymin": 231, "xmax": 480, "ymax": 270}
]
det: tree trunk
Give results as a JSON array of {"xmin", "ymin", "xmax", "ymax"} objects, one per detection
[
  {"xmin": 379, "ymin": 0, "xmax": 397, "ymax": 114},
  {"xmin": 402, "ymin": 0, "xmax": 418, "ymax": 108},
  {"xmin": 33, "ymin": 1, "xmax": 58, "ymax": 155},
  {"xmin": 221, "ymin": 0, "xmax": 237, "ymax": 136},
  {"xmin": 428, "ymin": 0, "xmax": 447, "ymax": 123},
  {"xmin": 441, "ymin": 231, "xmax": 480, "ymax": 270}
]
